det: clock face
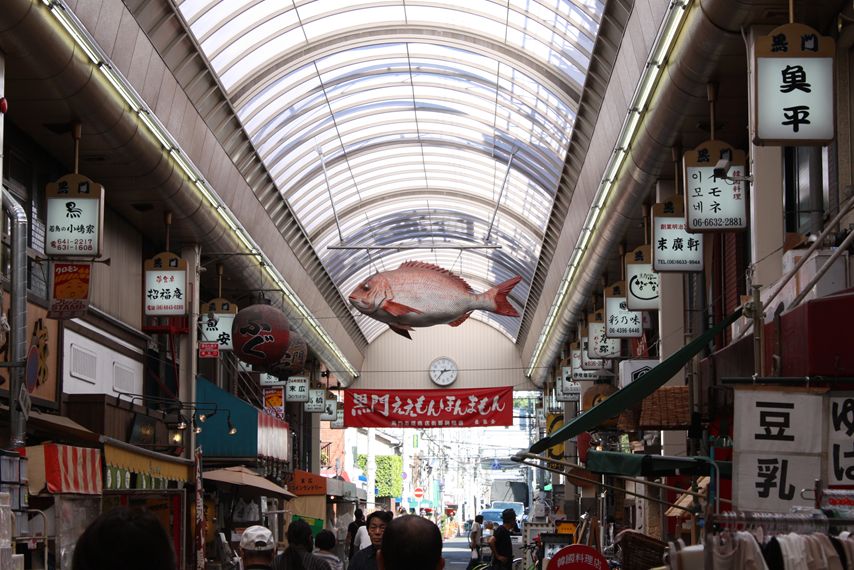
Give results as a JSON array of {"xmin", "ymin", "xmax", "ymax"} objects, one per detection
[{"xmin": 429, "ymin": 357, "xmax": 458, "ymax": 386}]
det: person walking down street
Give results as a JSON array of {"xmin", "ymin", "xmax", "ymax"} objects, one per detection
[
  {"xmin": 72, "ymin": 507, "xmax": 177, "ymax": 570},
  {"xmin": 273, "ymin": 519, "xmax": 332, "ymax": 570},
  {"xmin": 465, "ymin": 515, "xmax": 484, "ymax": 570},
  {"xmin": 347, "ymin": 509, "xmax": 366, "ymax": 560},
  {"xmin": 488, "ymin": 509, "xmax": 516, "ymax": 570},
  {"xmin": 314, "ymin": 529, "xmax": 343, "ymax": 570},
  {"xmin": 377, "ymin": 515, "xmax": 444, "ymax": 570},
  {"xmin": 239, "ymin": 525, "xmax": 278, "ymax": 570},
  {"xmin": 349, "ymin": 511, "xmax": 393, "ymax": 570}
]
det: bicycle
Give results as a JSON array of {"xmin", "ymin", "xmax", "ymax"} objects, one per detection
[{"xmin": 512, "ymin": 542, "xmax": 540, "ymax": 570}]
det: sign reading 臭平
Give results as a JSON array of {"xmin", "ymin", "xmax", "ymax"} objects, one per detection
[
  {"xmin": 144, "ymin": 252, "xmax": 187, "ymax": 316},
  {"xmin": 754, "ymin": 23, "xmax": 835, "ymax": 146},
  {"xmin": 45, "ymin": 173, "xmax": 104, "ymax": 257},
  {"xmin": 683, "ymin": 140, "xmax": 748, "ymax": 232},
  {"xmin": 652, "ymin": 197, "xmax": 704, "ymax": 272}
]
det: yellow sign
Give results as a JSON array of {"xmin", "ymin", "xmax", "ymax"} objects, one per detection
[
  {"xmin": 555, "ymin": 521, "xmax": 577, "ymax": 542},
  {"xmin": 546, "ymin": 413, "xmax": 564, "ymax": 460}
]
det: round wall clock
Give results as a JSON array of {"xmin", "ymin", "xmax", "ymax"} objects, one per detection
[{"xmin": 428, "ymin": 356, "xmax": 459, "ymax": 386}]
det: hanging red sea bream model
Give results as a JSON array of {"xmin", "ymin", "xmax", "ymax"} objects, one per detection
[{"xmin": 348, "ymin": 261, "xmax": 522, "ymax": 339}]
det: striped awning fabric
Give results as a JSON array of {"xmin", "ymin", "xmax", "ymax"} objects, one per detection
[{"xmin": 26, "ymin": 443, "xmax": 103, "ymax": 495}]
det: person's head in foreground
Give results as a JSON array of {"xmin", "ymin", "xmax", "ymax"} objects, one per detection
[
  {"xmin": 315, "ymin": 529, "xmax": 337, "ymax": 552},
  {"xmin": 366, "ymin": 510, "xmax": 394, "ymax": 548},
  {"xmin": 240, "ymin": 525, "xmax": 276, "ymax": 568},
  {"xmin": 501, "ymin": 509, "xmax": 516, "ymax": 527},
  {"xmin": 72, "ymin": 507, "xmax": 177, "ymax": 570},
  {"xmin": 378, "ymin": 515, "xmax": 444, "ymax": 570}
]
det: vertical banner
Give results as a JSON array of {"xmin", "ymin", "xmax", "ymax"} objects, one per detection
[
  {"xmin": 733, "ymin": 388, "xmax": 824, "ymax": 512},
  {"xmin": 754, "ymin": 23, "xmax": 835, "ymax": 145},
  {"xmin": 827, "ymin": 394, "xmax": 854, "ymax": 487},
  {"xmin": 683, "ymin": 140, "xmax": 748, "ymax": 232},
  {"xmin": 652, "ymin": 197, "xmax": 704, "ymax": 272}
]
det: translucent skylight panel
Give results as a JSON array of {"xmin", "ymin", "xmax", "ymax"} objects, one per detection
[
  {"xmin": 203, "ymin": 4, "xmax": 300, "ymax": 56},
  {"xmin": 182, "ymin": 1, "xmax": 241, "ymax": 39},
  {"xmin": 314, "ymin": 43, "xmax": 408, "ymax": 76},
  {"xmin": 301, "ymin": 7, "xmax": 406, "ymax": 42},
  {"xmin": 175, "ymin": 0, "xmax": 210, "ymax": 23},
  {"xmin": 238, "ymin": 65, "xmax": 318, "ymax": 127},
  {"xmin": 219, "ymin": 28, "xmax": 309, "ymax": 90},
  {"xmin": 405, "ymin": 6, "xmax": 507, "ymax": 40}
]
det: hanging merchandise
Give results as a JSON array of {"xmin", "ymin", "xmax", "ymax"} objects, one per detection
[{"xmin": 231, "ymin": 304, "xmax": 290, "ymax": 369}]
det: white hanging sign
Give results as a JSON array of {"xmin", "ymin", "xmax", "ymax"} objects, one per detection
[
  {"xmin": 827, "ymin": 394, "xmax": 854, "ymax": 487},
  {"xmin": 331, "ymin": 408, "xmax": 345, "ymax": 429},
  {"xmin": 571, "ymin": 347, "xmax": 608, "ymax": 381},
  {"xmin": 285, "ymin": 376, "xmax": 309, "ymax": 402},
  {"xmin": 618, "ymin": 359, "xmax": 659, "ymax": 389},
  {"xmin": 320, "ymin": 398, "xmax": 338, "ymax": 421},
  {"xmin": 45, "ymin": 173, "xmax": 105, "ymax": 257},
  {"xmin": 733, "ymin": 388, "xmax": 823, "ymax": 512},
  {"xmin": 259, "ymin": 373, "xmax": 286, "ymax": 387},
  {"xmin": 604, "ymin": 282, "xmax": 642, "ymax": 338},
  {"xmin": 754, "ymin": 23, "xmax": 835, "ymax": 145},
  {"xmin": 588, "ymin": 313, "xmax": 621, "ymax": 359},
  {"xmin": 683, "ymin": 140, "xmax": 748, "ymax": 232},
  {"xmin": 304, "ymin": 389, "xmax": 326, "ymax": 413},
  {"xmin": 199, "ymin": 299, "xmax": 238, "ymax": 351},
  {"xmin": 143, "ymin": 252, "xmax": 187, "ymax": 316},
  {"xmin": 652, "ymin": 197, "xmax": 704, "ymax": 272},
  {"xmin": 625, "ymin": 246, "xmax": 659, "ymax": 311}
]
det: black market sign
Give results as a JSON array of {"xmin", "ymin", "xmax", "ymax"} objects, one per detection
[
  {"xmin": 143, "ymin": 252, "xmax": 188, "ymax": 316},
  {"xmin": 683, "ymin": 140, "xmax": 748, "ymax": 232},
  {"xmin": 603, "ymin": 281, "xmax": 642, "ymax": 339},
  {"xmin": 754, "ymin": 23, "xmax": 835, "ymax": 146},
  {"xmin": 652, "ymin": 197, "xmax": 704, "ymax": 272},
  {"xmin": 45, "ymin": 173, "xmax": 105, "ymax": 257},
  {"xmin": 578, "ymin": 326, "xmax": 606, "ymax": 371},
  {"xmin": 624, "ymin": 245, "xmax": 659, "ymax": 311},
  {"xmin": 587, "ymin": 311, "xmax": 621, "ymax": 359},
  {"xmin": 199, "ymin": 298, "xmax": 238, "ymax": 351}
]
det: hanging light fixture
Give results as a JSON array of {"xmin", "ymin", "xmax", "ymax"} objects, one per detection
[
  {"xmin": 192, "ymin": 415, "xmax": 203, "ymax": 434},
  {"xmin": 227, "ymin": 413, "xmax": 238, "ymax": 436},
  {"xmin": 176, "ymin": 415, "xmax": 188, "ymax": 431}
]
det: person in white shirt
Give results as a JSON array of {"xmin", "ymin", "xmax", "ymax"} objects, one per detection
[
  {"xmin": 354, "ymin": 523, "xmax": 371, "ymax": 551},
  {"xmin": 466, "ymin": 515, "xmax": 484, "ymax": 570}
]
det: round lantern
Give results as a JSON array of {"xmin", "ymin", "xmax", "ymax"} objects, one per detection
[
  {"xmin": 581, "ymin": 382, "xmax": 619, "ymax": 428},
  {"xmin": 271, "ymin": 330, "xmax": 307, "ymax": 375},
  {"xmin": 231, "ymin": 304, "xmax": 290, "ymax": 370}
]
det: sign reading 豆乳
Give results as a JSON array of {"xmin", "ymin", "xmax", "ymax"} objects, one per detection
[{"xmin": 344, "ymin": 387, "xmax": 513, "ymax": 428}]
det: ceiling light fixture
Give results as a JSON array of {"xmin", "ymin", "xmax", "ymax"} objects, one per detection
[{"xmin": 526, "ymin": 0, "xmax": 693, "ymax": 378}]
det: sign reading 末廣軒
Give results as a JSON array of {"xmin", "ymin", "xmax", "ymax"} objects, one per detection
[
  {"xmin": 199, "ymin": 298, "xmax": 237, "ymax": 350},
  {"xmin": 683, "ymin": 140, "xmax": 748, "ymax": 232},
  {"xmin": 285, "ymin": 376, "xmax": 309, "ymax": 402},
  {"xmin": 588, "ymin": 312, "xmax": 621, "ymax": 359},
  {"xmin": 144, "ymin": 252, "xmax": 188, "ymax": 316},
  {"xmin": 827, "ymin": 394, "xmax": 854, "ymax": 487},
  {"xmin": 604, "ymin": 282, "xmax": 642, "ymax": 338},
  {"xmin": 45, "ymin": 173, "xmax": 105, "ymax": 257},
  {"xmin": 754, "ymin": 23, "xmax": 835, "ymax": 145},
  {"xmin": 625, "ymin": 245, "xmax": 659, "ymax": 311},
  {"xmin": 733, "ymin": 388, "xmax": 823, "ymax": 512},
  {"xmin": 304, "ymin": 389, "xmax": 326, "ymax": 413},
  {"xmin": 652, "ymin": 197, "xmax": 704, "ymax": 272},
  {"xmin": 344, "ymin": 387, "xmax": 513, "ymax": 428}
]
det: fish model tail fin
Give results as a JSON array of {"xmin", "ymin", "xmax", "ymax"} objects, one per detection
[{"xmin": 487, "ymin": 275, "xmax": 522, "ymax": 317}]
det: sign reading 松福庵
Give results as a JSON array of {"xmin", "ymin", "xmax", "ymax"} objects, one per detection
[
  {"xmin": 652, "ymin": 197, "xmax": 704, "ymax": 272},
  {"xmin": 45, "ymin": 173, "xmax": 105, "ymax": 258},
  {"xmin": 683, "ymin": 140, "xmax": 748, "ymax": 232},
  {"xmin": 754, "ymin": 23, "xmax": 835, "ymax": 146},
  {"xmin": 144, "ymin": 252, "xmax": 188, "ymax": 316}
]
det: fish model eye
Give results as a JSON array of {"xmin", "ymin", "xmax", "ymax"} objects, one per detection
[{"xmin": 362, "ymin": 283, "xmax": 371, "ymax": 290}]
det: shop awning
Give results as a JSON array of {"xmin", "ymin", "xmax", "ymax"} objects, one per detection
[
  {"xmin": 585, "ymin": 451, "xmax": 730, "ymax": 478},
  {"xmin": 204, "ymin": 465, "xmax": 296, "ymax": 498},
  {"xmin": 101, "ymin": 437, "xmax": 192, "ymax": 488},
  {"xmin": 529, "ymin": 307, "xmax": 743, "ymax": 453},
  {"xmin": 26, "ymin": 443, "xmax": 102, "ymax": 495}
]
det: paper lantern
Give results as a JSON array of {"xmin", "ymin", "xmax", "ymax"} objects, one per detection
[
  {"xmin": 232, "ymin": 304, "xmax": 290, "ymax": 369},
  {"xmin": 581, "ymin": 382, "xmax": 619, "ymax": 428},
  {"xmin": 272, "ymin": 331, "xmax": 307, "ymax": 375}
]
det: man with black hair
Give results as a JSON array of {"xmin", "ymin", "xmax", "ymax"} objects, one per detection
[
  {"xmin": 346, "ymin": 508, "xmax": 366, "ymax": 560},
  {"xmin": 239, "ymin": 525, "xmax": 277, "ymax": 570},
  {"xmin": 377, "ymin": 515, "xmax": 444, "ymax": 570},
  {"xmin": 488, "ymin": 509, "xmax": 516, "ymax": 570},
  {"xmin": 349, "ymin": 511, "xmax": 393, "ymax": 570}
]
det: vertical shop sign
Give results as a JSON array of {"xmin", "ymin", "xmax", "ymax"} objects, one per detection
[
  {"xmin": 652, "ymin": 197, "xmax": 704, "ymax": 272},
  {"xmin": 571, "ymin": 346, "xmax": 606, "ymax": 381},
  {"xmin": 683, "ymin": 140, "xmax": 748, "ymax": 231},
  {"xmin": 263, "ymin": 387, "xmax": 285, "ymax": 420},
  {"xmin": 285, "ymin": 376, "xmax": 309, "ymax": 402},
  {"xmin": 733, "ymin": 388, "xmax": 823, "ymax": 512},
  {"xmin": 754, "ymin": 23, "xmax": 835, "ymax": 145},
  {"xmin": 588, "ymin": 312, "xmax": 621, "ymax": 359},
  {"xmin": 624, "ymin": 246, "xmax": 659, "ymax": 311},
  {"xmin": 304, "ymin": 389, "xmax": 326, "ymax": 413},
  {"xmin": 604, "ymin": 282, "xmax": 642, "ymax": 338},
  {"xmin": 827, "ymin": 394, "xmax": 854, "ymax": 487},
  {"xmin": 199, "ymin": 298, "xmax": 237, "ymax": 350},
  {"xmin": 144, "ymin": 252, "xmax": 188, "ymax": 316},
  {"xmin": 320, "ymin": 398, "xmax": 338, "ymax": 421},
  {"xmin": 45, "ymin": 173, "xmax": 104, "ymax": 257},
  {"xmin": 331, "ymin": 408, "xmax": 345, "ymax": 429},
  {"xmin": 48, "ymin": 261, "xmax": 91, "ymax": 319}
]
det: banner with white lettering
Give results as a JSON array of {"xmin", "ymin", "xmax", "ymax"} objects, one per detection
[{"xmin": 344, "ymin": 387, "xmax": 513, "ymax": 428}]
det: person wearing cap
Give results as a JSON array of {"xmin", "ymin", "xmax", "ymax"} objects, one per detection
[
  {"xmin": 487, "ymin": 509, "xmax": 516, "ymax": 570},
  {"xmin": 240, "ymin": 525, "xmax": 277, "ymax": 570}
]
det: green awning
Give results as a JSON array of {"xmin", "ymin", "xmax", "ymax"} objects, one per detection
[
  {"xmin": 530, "ymin": 307, "xmax": 743, "ymax": 453},
  {"xmin": 585, "ymin": 451, "xmax": 732, "ymax": 478}
]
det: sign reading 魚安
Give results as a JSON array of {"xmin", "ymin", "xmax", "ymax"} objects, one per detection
[
  {"xmin": 624, "ymin": 245, "xmax": 658, "ymax": 311},
  {"xmin": 143, "ymin": 252, "xmax": 187, "ymax": 316},
  {"xmin": 199, "ymin": 298, "xmax": 237, "ymax": 350},
  {"xmin": 652, "ymin": 197, "xmax": 704, "ymax": 272},
  {"xmin": 754, "ymin": 23, "xmax": 835, "ymax": 145},
  {"xmin": 45, "ymin": 173, "xmax": 104, "ymax": 257},
  {"xmin": 604, "ymin": 282, "xmax": 642, "ymax": 338},
  {"xmin": 683, "ymin": 140, "xmax": 748, "ymax": 232}
]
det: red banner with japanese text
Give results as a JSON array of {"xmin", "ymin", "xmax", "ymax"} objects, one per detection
[{"xmin": 344, "ymin": 387, "xmax": 513, "ymax": 428}]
